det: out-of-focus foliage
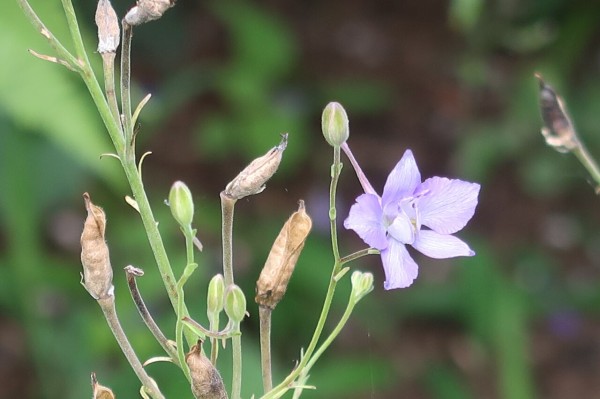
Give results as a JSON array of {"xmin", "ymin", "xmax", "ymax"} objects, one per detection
[{"xmin": 3, "ymin": 0, "xmax": 600, "ymax": 398}]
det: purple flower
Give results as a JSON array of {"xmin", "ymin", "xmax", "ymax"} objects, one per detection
[{"xmin": 342, "ymin": 145, "xmax": 480, "ymax": 290}]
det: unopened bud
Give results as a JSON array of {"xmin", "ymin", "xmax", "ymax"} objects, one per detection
[
  {"xmin": 169, "ymin": 181, "xmax": 194, "ymax": 229},
  {"xmin": 95, "ymin": 0, "xmax": 120, "ymax": 53},
  {"xmin": 255, "ymin": 200, "xmax": 312, "ymax": 309},
  {"xmin": 224, "ymin": 285, "xmax": 246, "ymax": 324},
  {"xmin": 80, "ymin": 193, "xmax": 114, "ymax": 299},
  {"xmin": 350, "ymin": 271, "xmax": 374, "ymax": 302},
  {"xmin": 321, "ymin": 102, "xmax": 349, "ymax": 147},
  {"xmin": 224, "ymin": 134, "xmax": 287, "ymax": 200},
  {"xmin": 535, "ymin": 73, "xmax": 579, "ymax": 153},
  {"xmin": 125, "ymin": 0, "xmax": 175, "ymax": 26},
  {"xmin": 207, "ymin": 274, "xmax": 225, "ymax": 315},
  {"xmin": 186, "ymin": 341, "xmax": 228, "ymax": 399}
]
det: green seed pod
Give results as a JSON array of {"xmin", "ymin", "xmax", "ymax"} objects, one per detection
[
  {"xmin": 255, "ymin": 200, "xmax": 312, "ymax": 310},
  {"xmin": 224, "ymin": 285, "xmax": 246, "ymax": 324},
  {"xmin": 207, "ymin": 274, "xmax": 225, "ymax": 316},
  {"xmin": 186, "ymin": 341, "xmax": 228, "ymax": 399},
  {"xmin": 80, "ymin": 193, "xmax": 114, "ymax": 300},
  {"xmin": 169, "ymin": 181, "xmax": 194, "ymax": 229},
  {"xmin": 321, "ymin": 102, "xmax": 349, "ymax": 147}
]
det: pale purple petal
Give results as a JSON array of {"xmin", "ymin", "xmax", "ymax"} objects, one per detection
[
  {"xmin": 411, "ymin": 230, "xmax": 475, "ymax": 259},
  {"xmin": 344, "ymin": 193, "xmax": 387, "ymax": 250},
  {"xmin": 417, "ymin": 177, "xmax": 480, "ymax": 235},
  {"xmin": 381, "ymin": 150, "xmax": 421, "ymax": 207},
  {"xmin": 387, "ymin": 213, "xmax": 415, "ymax": 245},
  {"xmin": 381, "ymin": 239, "xmax": 419, "ymax": 289}
]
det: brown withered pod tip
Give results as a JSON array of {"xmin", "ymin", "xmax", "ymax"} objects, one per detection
[
  {"xmin": 91, "ymin": 372, "xmax": 115, "ymax": 399},
  {"xmin": 186, "ymin": 341, "xmax": 228, "ymax": 399},
  {"xmin": 80, "ymin": 193, "xmax": 114, "ymax": 300},
  {"xmin": 255, "ymin": 200, "xmax": 312, "ymax": 310}
]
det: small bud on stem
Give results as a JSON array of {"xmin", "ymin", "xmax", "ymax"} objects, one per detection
[
  {"xmin": 168, "ymin": 181, "xmax": 195, "ymax": 230},
  {"xmin": 321, "ymin": 102, "xmax": 349, "ymax": 147},
  {"xmin": 80, "ymin": 193, "xmax": 114, "ymax": 300}
]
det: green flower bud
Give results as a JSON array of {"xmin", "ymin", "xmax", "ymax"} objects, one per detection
[
  {"xmin": 321, "ymin": 102, "xmax": 349, "ymax": 147},
  {"xmin": 169, "ymin": 181, "xmax": 194, "ymax": 229},
  {"xmin": 207, "ymin": 274, "xmax": 225, "ymax": 315},
  {"xmin": 350, "ymin": 271, "xmax": 374, "ymax": 302},
  {"xmin": 224, "ymin": 285, "xmax": 246, "ymax": 324}
]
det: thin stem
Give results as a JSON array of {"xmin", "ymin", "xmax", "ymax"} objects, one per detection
[
  {"xmin": 340, "ymin": 248, "xmax": 379, "ymax": 266},
  {"xmin": 209, "ymin": 312, "xmax": 220, "ymax": 364},
  {"xmin": 120, "ymin": 22, "xmax": 134, "ymax": 156},
  {"xmin": 16, "ymin": 0, "xmax": 80, "ymax": 69},
  {"xmin": 60, "ymin": 0, "xmax": 89, "ymax": 64},
  {"xmin": 573, "ymin": 145, "xmax": 600, "ymax": 192},
  {"xmin": 259, "ymin": 306, "xmax": 273, "ymax": 393},
  {"xmin": 220, "ymin": 192, "xmax": 236, "ymax": 286},
  {"xmin": 261, "ymin": 146, "xmax": 344, "ymax": 399},
  {"xmin": 101, "ymin": 52, "xmax": 122, "ymax": 130},
  {"xmin": 125, "ymin": 266, "xmax": 179, "ymax": 365},
  {"xmin": 97, "ymin": 296, "xmax": 165, "ymax": 399},
  {"xmin": 232, "ymin": 334, "xmax": 242, "ymax": 399}
]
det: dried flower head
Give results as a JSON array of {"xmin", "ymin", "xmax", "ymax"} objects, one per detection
[
  {"xmin": 80, "ymin": 193, "xmax": 114, "ymax": 299},
  {"xmin": 125, "ymin": 0, "xmax": 175, "ymax": 26},
  {"xmin": 186, "ymin": 341, "xmax": 228, "ymax": 399},
  {"xmin": 255, "ymin": 200, "xmax": 312, "ymax": 309},
  {"xmin": 224, "ymin": 134, "xmax": 287, "ymax": 200},
  {"xmin": 95, "ymin": 0, "xmax": 120, "ymax": 53}
]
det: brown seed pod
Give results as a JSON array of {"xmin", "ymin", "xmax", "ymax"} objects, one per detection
[
  {"xmin": 255, "ymin": 200, "xmax": 312, "ymax": 309},
  {"xmin": 80, "ymin": 193, "xmax": 114, "ymax": 300},
  {"xmin": 186, "ymin": 341, "xmax": 228, "ymax": 399},
  {"xmin": 95, "ymin": 0, "xmax": 120, "ymax": 53},
  {"xmin": 91, "ymin": 373, "xmax": 116, "ymax": 399},
  {"xmin": 124, "ymin": 0, "xmax": 176, "ymax": 26},
  {"xmin": 224, "ymin": 134, "xmax": 287, "ymax": 200}
]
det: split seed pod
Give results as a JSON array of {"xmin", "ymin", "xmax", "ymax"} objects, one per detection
[
  {"xmin": 224, "ymin": 134, "xmax": 287, "ymax": 200},
  {"xmin": 255, "ymin": 200, "xmax": 312, "ymax": 309},
  {"xmin": 186, "ymin": 341, "xmax": 228, "ymax": 399},
  {"xmin": 80, "ymin": 193, "xmax": 114, "ymax": 299},
  {"xmin": 91, "ymin": 373, "xmax": 116, "ymax": 399}
]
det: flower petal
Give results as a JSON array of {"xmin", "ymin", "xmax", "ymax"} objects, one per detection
[
  {"xmin": 344, "ymin": 193, "xmax": 387, "ymax": 250},
  {"xmin": 412, "ymin": 230, "xmax": 475, "ymax": 259},
  {"xmin": 387, "ymin": 212, "xmax": 415, "ymax": 244},
  {"xmin": 381, "ymin": 239, "xmax": 419, "ymax": 289},
  {"xmin": 417, "ymin": 177, "xmax": 480, "ymax": 234},
  {"xmin": 381, "ymin": 150, "xmax": 421, "ymax": 207}
]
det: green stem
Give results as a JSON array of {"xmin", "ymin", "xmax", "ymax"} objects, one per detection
[
  {"xmin": 259, "ymin": 306, "xmax": 273, "ymax": 393},
  {"xmin": 98, "ymin": 296, "xmax": 165, "ymax": 399},
  {"xmin": 60, "ymin": 0, "xmax": 89, "ymax": 63},
  {"xmin": 120, "ymin": 22, "xmax": 134, "ymax": 156},
  {"xmin": 573, "ymin": 145, "xmax": 600, "ymax": 192},
  {"xmin": 101, "ymin": 52, "xmax": 122, "ymax": 130},
  {"xmin": 261, "ymin": 146, "xmax": 344, "ymax": 399},
  {"xmin": 340, "ymin": 248, "xmax": 379, "ymax": 266}
]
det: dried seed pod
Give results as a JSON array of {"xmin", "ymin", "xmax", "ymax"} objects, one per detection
[
  {"xmin": 95, "ymin": 0, "xmax": 120, "ymax": 53},
  {"xmin": 91, "ymin": 373, "xmax": 115, "ymax": 399},
  {"xmin": 80, "ymin": 193, "xmax": 114, "ymax": 299},
  {"xmin": 125, "ymin": 0, "xmax": 175, "ymax": 26},
  {"xmin": 186, "ymin": 341, "xmax": 228, "ymax": 399},
  {"xmin": 535, "ymin": 73, "xmax": 579, "ymax": 153},
  {"xmin": 224, "ymin": 134, "xmax": 287, "ymax": 200},
  {"xmin": 255, "ymin": 200, "xmax": 312, "ymax": 309}
]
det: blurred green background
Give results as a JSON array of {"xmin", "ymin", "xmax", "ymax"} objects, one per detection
[{"xmin": 2, "ymin": 0, "xmax": 600, "ymax": 398}]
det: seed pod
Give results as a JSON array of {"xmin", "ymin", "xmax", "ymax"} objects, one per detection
[
  {"xmin": 95, "ymin": 0, "xmax": 120, "ymax": 53},
  {"xmin": 255, "ymin": 200, "xmax": 312, "ymax": 309},
  {"xmin": 224, "ymin": 134, "xmax": 287, "ymax": 200},
  {"xmin": 80, "ymin": 193, "xmax": 114, "ymax": 300},
  {"xmin": 186, "ymin": 341, "xmax": 228, "ymax": 399},
  {"xmin": 125, "ymin": 0, "xmax": 175, "ymax": 26},
  {"xmin": 91, "ymin": 373, "xmax": 115, "ymax": 399},
  {"xmin": 535, "ymin": 73, "xmax": 579, "ymax": 153}
]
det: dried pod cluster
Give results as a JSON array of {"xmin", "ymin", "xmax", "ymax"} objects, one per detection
[
  {"xmin": 80, "ymin": 193, "xmax": 114, "ymax": 299},
  {"xmin": 186, "ymin": 342, "xmax": 228, "ymax": 399},
  {"xmin": 255, "ymin": 200, "xmax": 312, "ymax": 309},
  {"xmin": 224, "ymin": 134, "xmax": 287, "ymax": 200}
]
